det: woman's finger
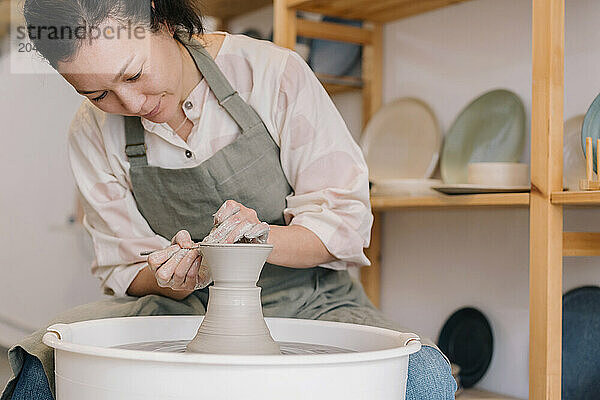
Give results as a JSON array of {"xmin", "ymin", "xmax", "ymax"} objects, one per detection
[
  {"xmin": 182, "ymin": 257, "xmax": 201, "ymax": 291},
  {"xmin": 224, "ymin": 221, "xmax": 256, "ymax": 244},
  {"xmin": 213, "ymin": 200, "xmax": 241, "ymax": 225},
  {"xmin": 156, "ymin": 248, "xmax": 189, "ymax": 287},
  {"xmin": 171, "ymin": 249, "xmax": 200, "ymax": 288},
  {"xmin": 204, "ymin": 214, "xmax": 241, "ymax": 243},
  {"xmin": 171, "ymin": 230, "xmax": 195, "ymax": 248},
  {"xmin": 244, "ymin": 222, "xmax": 270, "ymax": 243},
  {"xmin": 148, "ymin": 244, "xmax": 180, "ymax": 271}
]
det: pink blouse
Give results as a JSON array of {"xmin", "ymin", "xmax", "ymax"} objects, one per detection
[{"xmin": 67, "ymin": 32, "xmax": 373, "ymax": 296}]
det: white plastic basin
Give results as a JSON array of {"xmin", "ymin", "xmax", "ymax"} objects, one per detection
[{"xmin": 43, "ymin": 316, "xmax": 421, "ymax": 400}]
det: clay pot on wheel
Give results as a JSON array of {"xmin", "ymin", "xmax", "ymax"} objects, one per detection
[{"xmin": 186, "ymin": 243, "xmax": 280, "ymax": 355}]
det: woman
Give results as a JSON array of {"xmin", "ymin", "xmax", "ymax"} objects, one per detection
[{"xmin": 3, "ymin": 1, "xmax": 456, "ymax": 399}]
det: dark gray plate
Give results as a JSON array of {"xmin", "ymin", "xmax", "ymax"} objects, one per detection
[
  {"xmin": 438, "ymin": 307, "xmax": 493, "ymax": 388},
  {"xmin": 563, "ymin": 286, "xmax": 600, "ymax": 399}
]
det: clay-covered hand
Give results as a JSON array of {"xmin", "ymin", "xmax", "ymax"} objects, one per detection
[
  {"xmin": 203, "ymin": 200, "xmax": 270, "ymax": 244},
  {"xmin": 147, "ymin": 230, "xmax": 212, "ymax": 290}
]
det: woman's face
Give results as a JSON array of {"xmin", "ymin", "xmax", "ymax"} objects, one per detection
[{"xmin": 59, "ymin": 20, "xmax": 186, "ymax": 123}]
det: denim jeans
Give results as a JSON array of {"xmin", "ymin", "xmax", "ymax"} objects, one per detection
[
  {"xmin": 12, "ymin": 345, "xmax": 455, "ymax": 399},
  {"xmin": 11, "ymin": 354, "xmax": 52, "ymax": 400},
  {"xmin": 407, "ymin": 346, "xmax": 457, "ymax": 399}
]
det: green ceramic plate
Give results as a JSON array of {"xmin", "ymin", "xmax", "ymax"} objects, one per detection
[
  {"xmin": 441, "ymin": 89, "xmax": 526, "ymax": 184},
  {"xmin": 581, "ymin": 93, "xmax": 600, "ymax": 173}
]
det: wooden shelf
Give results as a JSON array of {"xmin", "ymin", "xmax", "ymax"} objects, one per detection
[
  {"xmin": 323, "ymin": 81, "xmax": 362, "ymax": 94},
  {"xmin": 204, "ymin": 0, "xmax": 474, "ymax": 25},
  {"xmin": 371, "ymin": 193, "xmax": 530, "ymax": 210},
  {"xmin": 371, "ymin": 190, "xmax": 600, "ymax": 210},
  {"xmin": 459, "ymin": 388, "xmax": 521, "ymax": 400},
  {"xmin": 202, "ymin": 0, "xmax": 272, "ymax": 21},
  {"xmin": 288, "ymin": 0, "xmax": 473, "ymax": 22},
  {"xmin": 551, "ymin": 190, "xmax": 600, "ymax": 205},
  {"xmin": 204, "ymin": 0, "xmax": 471, "ymax": 92},
  {"xmin": 318, "ymin": 74, "xmax": 363, "ymax": 94}
]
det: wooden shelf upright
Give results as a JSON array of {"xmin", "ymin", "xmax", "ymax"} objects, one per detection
[{"xmin": 530, "ymin": 1, "xmax": 564, "ymax": 398}]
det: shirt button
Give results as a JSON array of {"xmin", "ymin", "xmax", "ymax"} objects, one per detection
[
  {"xmin": 185, "ymin": 150, "xmax": 193, "ymax": 159},
  {"xmin": 184, "ymin": 101, "xmax": 193, "ymax": 110}
]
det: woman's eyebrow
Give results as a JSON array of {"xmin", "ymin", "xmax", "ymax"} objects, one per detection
[
  {"xmin": 75, "ymin": 54, "xmax": 137, "ymax": 94},
  {"xmin": 113, "ymin": 54, "xmax": 136, "ymax": 82}
]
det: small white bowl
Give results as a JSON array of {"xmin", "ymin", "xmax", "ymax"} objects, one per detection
[{"xmin": 467, "ymin": 162, "xmax": 529, "ymax": 186}]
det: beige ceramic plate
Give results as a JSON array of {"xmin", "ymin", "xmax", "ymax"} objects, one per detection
[
  {"xmin": 432, "ymin": 183, "xmax": 530, "ymax": 195},
  {"xmin": 360, "ymin": 98, "xmax": 441, "ymax": 181}
]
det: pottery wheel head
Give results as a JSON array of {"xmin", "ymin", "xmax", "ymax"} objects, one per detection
[{"xmin": 197, "ymin": 243, "xmax": 273, "ymax": 287}]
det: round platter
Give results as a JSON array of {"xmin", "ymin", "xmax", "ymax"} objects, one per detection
[
  {"xmin": 438, "ymin": 307, "xmax": 493, "ymax": 388},
  {"xmin": 441, "ymin": 89, "xmax": 526, "ymax": 184},
  {"xmin": 360, "ymin": 98, "xmax": 441, "ymax": 182},
  {"xmin": 562, "ymin": 286, "xmax": 600, "ymax": 399}
]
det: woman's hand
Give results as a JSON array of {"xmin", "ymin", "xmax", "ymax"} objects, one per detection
[
  {"xmin": 200, "ymin": 200, "xmax": 334, "ymax": 268},
  {"xmin": 203, "ymin": 200, "xmax": 270, "ymax": 244},
  {"xmin": 147, "ymin": 230, "xmax": 211, "ymax": 291}
]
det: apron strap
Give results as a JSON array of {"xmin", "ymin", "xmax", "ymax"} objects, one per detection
[
  {"xmin": 124, "ymin": 115, "xmax": 148, "ymax": 166},
  {"xmin": 177, "ymin": 35, "xmax": 263, "ymax": 133}
]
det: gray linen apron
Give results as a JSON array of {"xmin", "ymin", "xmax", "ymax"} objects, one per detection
[{"xmin": 1, "ymin": 35, "xmax": 430, "ymax": 400}]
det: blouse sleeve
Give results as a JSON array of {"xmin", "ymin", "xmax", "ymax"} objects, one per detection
[
  {"xmin": 67, "ymin": 102, "xmax": 170, "ymax": 296},
  {"xmin": 274, "ymin": 51, "xmax": 373, "ymax": 269}
]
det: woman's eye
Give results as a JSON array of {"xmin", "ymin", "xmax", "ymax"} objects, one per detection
[
  {"xmin": 92, "ymin": 91, "xmax": 108, "ymax": 102},
  {"xmin": 127, "ymin": 69, "xmax": 142, "ymax": 82}
]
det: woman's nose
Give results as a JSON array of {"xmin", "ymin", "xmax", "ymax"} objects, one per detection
[{"xmin": 115, "ymin": 87, "xmax": 146, "ymax": 115}]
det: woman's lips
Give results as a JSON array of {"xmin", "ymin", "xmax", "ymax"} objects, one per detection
[{"xmin": 143, "ymin": 97, "xmax": 162, "ymax": 118}]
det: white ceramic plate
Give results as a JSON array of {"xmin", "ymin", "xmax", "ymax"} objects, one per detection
[
  {"xmin": 371, "ymin": 179, "xmax": 442, "ymax": 196},
  {"xmin": 564, "ymin": 115, "xmax": 586, "ymax": 191},
  {"xmin": 432, "ymin": 183, "xmax": 530, "ymax": 195},
  {"xmin": 360, "ymin": 98, "xmax": 441, "ymax": 181}
]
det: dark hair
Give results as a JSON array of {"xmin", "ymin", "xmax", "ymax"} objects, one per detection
[{"xmin": 23, "ymin": 0, "xmax": 205, "ymax": 68}]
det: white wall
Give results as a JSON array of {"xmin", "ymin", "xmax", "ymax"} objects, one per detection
[
  {"xmin": 231, "ymin": 1, "xmax": 600, "ymax": 398},
  {"xmin": 0, "ymin": 35, "xmax": 102, "ymax": 346}
]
